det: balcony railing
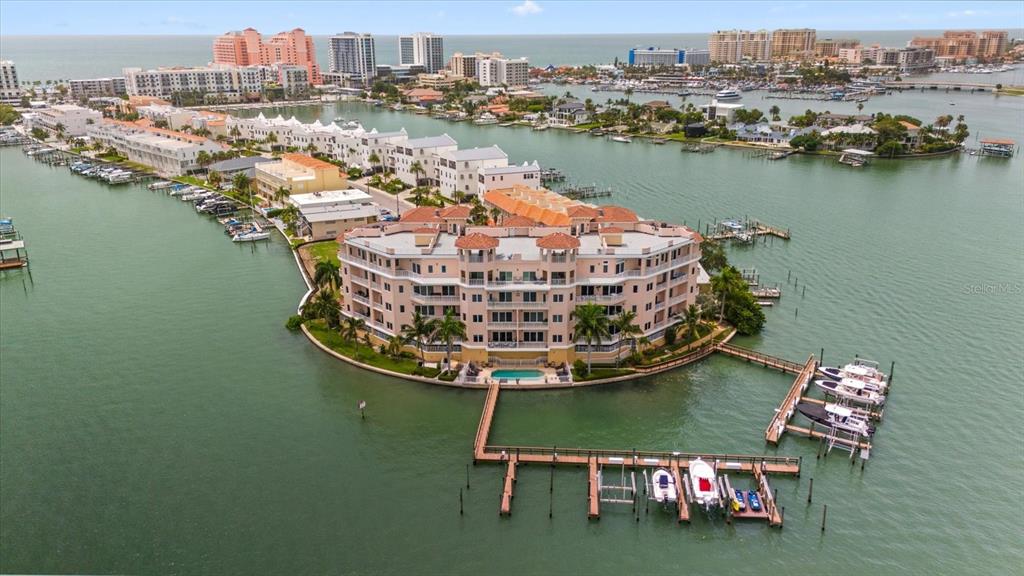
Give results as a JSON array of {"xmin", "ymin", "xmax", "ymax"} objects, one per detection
[
  {"xmin": 487, "ymin": 300, "xmax": 548, "ymax": 308},
  {"xmin": 410, "ymin": 294, "xmax": 459, "ymax": 304},
  {"xmin": 578, "ymin": 293, "xmax": 625, "ymax": 303},
  {"xmin": 487, "ymin": 341, "xmax": 549, "ymax": 350},
  {"xmin": 351, "ymin": 293, "xmax": 370, "ymax": 305}
]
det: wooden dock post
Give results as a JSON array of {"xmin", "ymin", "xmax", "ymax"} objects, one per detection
[
  {"xmin": 460, "ymin": 488, "xmax": 464, "ymax": 515},
  {"xmin": 821, "ymin": 504, "xmax": 828, "ymax": 532},
  {"xmin": 807, "ymin": 478, "xmax": 813, "ymax": 503},
  {"xmin": 889, "ymin": 361, "xmax": 895, "ymax": 387},
  {"xmin": 466, "ymin": 464, "xmax": 470, "ymax": 489}
]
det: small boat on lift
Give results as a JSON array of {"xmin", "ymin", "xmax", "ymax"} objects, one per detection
[
  {"xmin": 650, "ymin": 468, "xmax": 678, "ymax": 503},
  {"xmin": 815, "ymin": 378, "xmax": 886, "ymax": 406},
  {"xmin": 797, "ymin": 401, "xmax": 875, "ymax": 437},
  {"xmin": 688, "ymin": 458, "xmax": 720, "ymax": 512},
  {"xmin": 817, "ymin": 358, "xmax": 888, "ymax": 389},
  {"xmin": 610, "ymin": 135, "xmax": 632, "ymax": 143}
]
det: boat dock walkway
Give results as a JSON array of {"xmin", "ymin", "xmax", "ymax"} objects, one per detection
[
  {"xmin": 706, "ymin": 218, "xmax": 791, "ymax": 242},
  {"xmin": 764, "ymin": 354, "xmax": 817, "ymax": 443},
  {"xmin": 473, "ymin": 380, "xmax": 800, "ymax": 525},
  {"xmin": 718, "ymin": 343, "xmax": 805, "ymax": 375}
]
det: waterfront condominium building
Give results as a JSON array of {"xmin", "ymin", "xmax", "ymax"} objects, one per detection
[
  {"xmin": 87, "ymin": 119, "xmax": 226, "ymax": 176},
  {"xmin": 448, "ymin": 52, "xmax": 478, "ymax": 79},
  {"xmin": 770, "ymin": 29, "xmax": 817, "ymax": 61},
  {"xmin": 707, "ymin": 30, "xmax": 770, "ymax": 63},
  {"xmin": 213, "ymin": 27, "xmax": 321, "ymax": 85},
  {"xmin": 909, "ymin": 30, "xmax": 1009, "ymax": 62},
  {"xmin": 392, "ymin": 134, "xmax": 459, "ymax": 187},
  {"xmin": 683, "ymin": 49, "xmax": 711, "ymax": 67},
  {"xmin": 476, "ymin": 55, "xmax": 530, "ymax": 88},
  {"xmin": 477, "ymin": 161, "xmax": 541, "ymax": 196},
  {"xmin": 337, "ymin": 185, "xmax": 702, "ymax": 365},
  {"xmin": 814, "ymin": 38, "xmax": 859, "ymax": 58},
  {"xmin": 0, "ymin": 60, "xmax": 19, "ymax": 104},
  {"xmin": 253, "ymin": 153, "xmax": 347, "ymax": 200},
  {"xmin": 328, "ymin": 32, "xmax": 377, "ymax": 85},
  {"xmin": 437, "ymin": 146, "xmax": 509, "ymax": 197},
  {"xmin": 26, "ymin": 104, "xmax": 102, "ymax": 136},
  {"xmin": 627, "ymin": 47, "xmax": 685, "ymax": 67},
  {"xmin": 123, "ymin": 65, "xmax": 266, "ymax": 101},
  {"xmin": 399, "ymin": 33, "xmax": 445, "ymax": 73},
  {"xmin": 68, "ymin": 76, "xmax": 127, "ymax": 99}
]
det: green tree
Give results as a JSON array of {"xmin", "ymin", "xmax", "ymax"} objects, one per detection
[
  {"xmin": 452, "ymin": 190, "xmax": 466, "ymax": 205},
  {"xmin": 206, "ymin": 170, "xmax": 222, "ymax": 188},
  {"xmin": 489, "ymin": 206, "xmax": 502, "ymax": 224},
  {"xmin": 196, "ymin": 150, "xmax": 212, "ymax": 166},
  {"xmin": 386, "ymin": 334, "xmax": 406, "ymax": 358},
  {"xmin": 682, "ymin": 304, "xmax": 703, "ymax": 343},
  {"xmin": 30, "ymin": 127, "xmax": 48, "ymax": 140},
  {"xmin": 699, "ymin": 239, "xmax": 728, "ymax": 273},
  {"xmin": 313, "ymin": 260, "xmax": 341, "ymax": 293},
  {"xmin": 573, "ymin": 303, "xmax": 610, "ymax": 373},
  {"xmin": 232, "ymin": 172, "xmax": 251, "ymax": 197},
  {"xmin": 342, "ymin": 315, "xmax": 366, "ymax": 342},
  {"xmin": 302, "ymin": 290, "xmax": 341, "ymax": 328},
  {"xmin": 610, "ymin": 310, "xmax": 641, "ymax": 366},
  {"xmin": 409, "ymin": 160, "xmax": 425, "ymax": 186},
  {"xmin": 769, "ymin": 105, "xmax": 781, "ymax": 122},
  {"xmin": 401, "ymin": 310, "xmax": 439, "ymax": 364},
  {"xmin": 0, "ymin": 104, "xmax": 20, "ymax": 126},
  {"xmin": 876, "ymin": 140, "xmax": 903, "ymax": 158},
  {"xmin": 367, "ymin": 152, "xmax": 381, "ymax": 177},
  {"xmin": 710, "ymin": 266, "xmax": 765, "ymax": 335},
  {"xmin": 434, "ymin": 309, "xmax": 467, "ymax": 373}
]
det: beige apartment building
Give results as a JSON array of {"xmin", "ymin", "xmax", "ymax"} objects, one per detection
[
  {"xmin": 910, "ymin": 30, "xmax": 1008, "ymax": 61},
  {"xmin": 337, "ymin": 186, "xmax": 703, "ymax": 366},
  {"xmin": 254, "ymin": 153, "xmax": 346, "ymax": 200},
  {"xmin": 771, "ymin": 29, "xmax": 817, "ymax": 61},
  {"xmin": 708, "ymin": 30, "xmax": 770, "ymax": 63}
]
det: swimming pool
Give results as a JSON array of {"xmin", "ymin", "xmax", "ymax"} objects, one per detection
[{"xmin": 490, "ymin": 369, "xmax": 544, "ymax": 380}]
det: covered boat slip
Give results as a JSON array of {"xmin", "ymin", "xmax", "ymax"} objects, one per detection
[{"xmin": 475, "ymin": 381, "xmax": 797, "ymax": 527}]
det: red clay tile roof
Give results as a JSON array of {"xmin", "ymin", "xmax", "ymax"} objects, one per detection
[
  {"xmin": 281, "ymin": 153, "xmax": 339, "ymax": 171},
  {"xmin": 455, "ymin": 232, "xmax": 500, "ymax": 250},
  {"xmin": 566, "ymin": 205, "xmax": 600, "ymax": 218},
  {"xmin": 439, "ymin": 205, "xmax": 472, "ymax": 218},
  {"xmin": 400, "ymin": 206, "xmax": 442, "ymax": 223},
  {"xmin": 535, "ymin": 232, "xmax": 580, "ymax": 250},
  {"xmin": 599, "ymin": 226, "xmax": 625, "ymax": 233},
  {"xmin": 595, "ymin": 205, "xmax": 639, "ymax": 223},
  {"xmin": 502, "ymin": 214, "xmax": 538, "ymax": 227}
]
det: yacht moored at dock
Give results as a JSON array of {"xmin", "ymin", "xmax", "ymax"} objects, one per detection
[
  {"xmin": 797, "ymin": 401, "xmax": 875, "ymax": 437},
  {"xmin": 815, "ymin": 378, "xmax": 886, "ymax": 406}
]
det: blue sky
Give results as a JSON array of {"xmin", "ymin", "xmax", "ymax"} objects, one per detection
[{"xmin": 0, "ymin": 1, "xmax": 1020, "ymax": 35}]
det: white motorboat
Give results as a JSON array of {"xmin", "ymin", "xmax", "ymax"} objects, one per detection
[
  {"xmin": 817, "ymin": 358, "xmax": 888, "ymax": 389},
  {"xmin": 814, "ymin": 378, "xmax": 886, "ymax": 407},
  {"xmin": 610, "ymin": 135, "xmax": 632, "ymax": 143},
  {"xmin": 650, "ymin": 468, "xmax": 678, "ymax": 503},
  {"xmin": 797, "ymin": 402, "xmax": 875, "ymax": 437},
  {"xmin": 473, "ymin": 113, "xmax": 499, "ymax": 125},
  {"xmin": 232, "ymin": 230, "xmax": 271, "ymax": 242},
  {"xmin": 715, "ymin": 89, "xmax": 742, "ymax": 101},
  {"xmin": 688, "ymin": 458, "xmax": 720, "ymax": 511}
]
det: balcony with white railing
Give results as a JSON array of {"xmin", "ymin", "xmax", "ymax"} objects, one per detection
[
  {"xmin": 487, "ymin": 341, "xmax": 549, "ymax": 350},
  {"xmin": 341, "ymin": 255, "xmax": 394, "ymax": 275},
  {"xmin": 578, "ymin": 293, "xmax": 626, "ymax": 303},
  {"xmin": 486, "ymin": 300, "xmax": 548, "ymax": 309},
  {"xmin": 410, "ymin": 294, "xmax": 459, "ymax": 305},
  {"xmin": 351, "ymin": 293, "xmax": 371, "ymax": 305}
]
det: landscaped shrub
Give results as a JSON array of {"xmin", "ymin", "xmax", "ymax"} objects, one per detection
[
  {"xmin": 572, "ymin": 358, "xmax": 588, "ymax": 377},
  {"xmin": 285, "ymin": 315, "xmax": 304, "ymax": 331}
]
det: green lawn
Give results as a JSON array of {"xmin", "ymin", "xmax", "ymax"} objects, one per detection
[
  {"xmin": 305, "ymin": 320, "xmax": 442, "ymax": 378},
  {"xmin": 305, "ymin": 241, "xmax": 340, "ymax": 267}
]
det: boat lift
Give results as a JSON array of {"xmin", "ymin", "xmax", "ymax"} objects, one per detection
[{"xmin": 597, "ymin": 458, "xmax": 638, "ymax": 509}]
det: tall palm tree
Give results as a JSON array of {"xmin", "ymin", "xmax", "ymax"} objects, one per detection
[
  {"xmin": 313, "ymin": 260, "xmax": 341, "ymax": 293},
  {"xmin": 769, "ymin": 105, "xmax": 781, "ymax": 121},
  {"xmin": 232, "ymin": 172, "xmax": 251, "ymax": 196},
  {"xmin": 489, "ymin": 207, "xmax": 502, "ymax": 224},
  {"xmin": 273, "ymin": 186, "xmax": 290, "ymax": 203},
  {"xmin": 386, "ymin": 334, "xmax": 406, "ymax": 358},
  {"xmin": 434, "ymin": 309, "xmax": 467, "ymax": 373},
  {"xmin": 573, "ymin": 303, "xmax": 610, "ymax": 373},
  {"xmin": 683, "ymin": 304, "xmax": 703, "ymax": 343},
  {"xmin": 409, "ymin": 160, "xmax": 425, "ymax": 186},
  {"xmin": 401, "ymin": 311, "xmax": 439, "ymax": 364},
  {"xmin": 342, "ymin": 315, "xmax": 366, "ymax": 342},
  {"xmin": 207, "ymin": 170, "xmax": 222, "ymax": 188},
  {"xmin": 367, "ymin": 152, "xmax": 381, "ymax": 178},
  {"xmin": 452, "ymin": 190, "xmax": 466, "ymax": 205},
  {"xmin": 610, "ymin": 310, "xmax": 641, "ymax": 366}
]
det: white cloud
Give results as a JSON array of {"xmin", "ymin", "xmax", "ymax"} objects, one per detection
[
  {"xmin": 511, "ymin": 0, "xmax": 543, "ymax": 16},
  {"xmin": 946, "ymin": 9, "xmax": 985, "ymax": 18}
]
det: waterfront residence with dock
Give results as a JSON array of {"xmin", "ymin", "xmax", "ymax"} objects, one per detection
[{"xmin": 338, "ymin": 185, "xmax": 702, "ymax": 366}]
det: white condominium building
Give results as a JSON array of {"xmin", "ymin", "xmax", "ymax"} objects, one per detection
[
  {"xmin": 27, "ymin": 104, "xmax": 103, "ymax": 136},
  {"xmin": 352, "ymin": 129, "xmax": 409, "ymax": 172},
  {"xmin": 0, "ymin": 61, "xmax": 19, "ymax": 104},
  {"xmin": 68, "ymin": 77, "xmax": 127, "ymax": 99},
  {"xmin": 437, "ymin": 146, "xmax": 508, "ymax": 197},
  {"xmin": 392, "ymin": 134, "xmax": 458, "ymax": 186},
  {"xmin": 87, "ymin": 119, "xmax": 226, "ymax": 176},
  {"xmin": 328, "ymin": 32, "xmax": 377, "ymax": 85},
  {"xmin": 226, "ymin": 113, "xmax": 366, "ymax": 157},
  {"xmin": 338, "ymin": 185, "xmax": 702, "ymax": 365},
  {"xmin": 476, "ymin": 56, "xmax": 530, "ymax": 88},
  {"xmin": 123, "ymin": 65, "xmax": 265, "ymax": 100}
]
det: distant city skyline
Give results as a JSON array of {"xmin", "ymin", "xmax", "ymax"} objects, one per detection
[{"xmin": 0, "ymin": 1, "xmax": 1021, "ymax": 36}]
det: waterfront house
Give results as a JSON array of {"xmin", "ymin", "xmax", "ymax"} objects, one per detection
[
  {"xmin": 402, "ymin": 87, "xmax": 444, "ymax": 105},
  {"xmin": 477, "ymin": 161, "xmax": 542, "ymax": 196},
  {"xmin": 898, "ymin": 121, "xmax": 921, "ymax": 149},
  {"xmin": 207, "ymin": 156, "xmax": 276, "ymax": 179},
  {"xmin": 254, "ymin": 153, "xmax": 346, "ymax": 201},
  {"xmin": 26, "ymin": 104, "xmax": 102, "ymax": 137},
  {"xmin": 550, "ymin": 101, "xmax": 590, "ymax": 127},
  {"xmin": 701, "ymin": 100, "xmax": 745, "ymax": 123},
  {"xmin": 337, "ymin": 185, "xmax": 701, "ymax": 365},
  {"xmin": 87, "ymin": 118, "xmax": 226, "ymax": 176},
  {"xmin": 288, "ymin": 189, "xmax": 379, "ymax": 240},
  {"xmin": 820, "ymin": 123, "xmax": 878, "ymax": 150}
]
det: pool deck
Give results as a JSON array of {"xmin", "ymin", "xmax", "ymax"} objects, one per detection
[{"xmin": 478, "ymin": 367, "xmax": 565, "ymax": 386}]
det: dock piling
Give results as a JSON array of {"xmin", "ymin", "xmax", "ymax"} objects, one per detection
[
  {"xmin": 821, "ymin": 504, "xmax": 828, "ymax": 532},
  {"xmin": 466, "ymin": 464, "xmax": 470, "ymax": 489},
  {"xmin": 807, "ymin": 478, "xmax": 813, "ymax": 503},
  {"xmin": 460, "ymin": 488, "xmax": 464, "ymax": 515}
]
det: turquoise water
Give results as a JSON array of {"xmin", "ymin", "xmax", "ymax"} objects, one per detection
[
  {"xmin": 491, "ymin": 369, "xmax": 545, "ymax": 380},
  {"xmin": 2, "ymin": 84, "xmax": 1022, "ymax": 573}
]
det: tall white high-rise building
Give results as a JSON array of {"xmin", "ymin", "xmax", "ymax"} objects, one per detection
[
  {"xmin": 398, "ymin": 33, "xmax": 444, "ymax": 73},
  {"xmin": 476, "ymin": 55, "xmax": 529, "ymax": 88},
  {"xmin": 329, "ymin": 32, "xmax": 377, "ymax": 85},
  {"xmin": 0, "ymin": 61, "xmax": 20, "ymax": 104}
]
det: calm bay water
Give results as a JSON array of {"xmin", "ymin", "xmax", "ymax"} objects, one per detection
[
  {"xmin": 2, "ymin": 87, "xmax": 1023, "ymax": 572},
  {"xmin": 2, "ymin": 30, "xmax": 1022, "ymax": 81}
]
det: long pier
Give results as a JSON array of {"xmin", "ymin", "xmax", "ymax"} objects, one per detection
[{"xmin": 764, "ymin": 354, "xmax": 817, "ymax": 443}]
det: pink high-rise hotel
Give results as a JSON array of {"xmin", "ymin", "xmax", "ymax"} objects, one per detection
[
  {"xmin": 213, "ymin": 28, "xmax": 321, "ymax": 85},
  {"xmin": 338, "ymin": 186, "xmax": 704, "ymax": 366}
]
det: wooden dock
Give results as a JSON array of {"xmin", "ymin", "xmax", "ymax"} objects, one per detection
[
  {"xmin": 499, "ymin": 455, "xmax": 518, "ymax": 515},
  {"xmin": 764, "ymin": 354, "xmax": 817, "ymax": 444},
  {"xmin": 718, "ymin": 343, "xmax": 805, "ymax": 375},
  {"xmin": 671, "ymin": 465, "xmax": 690, "ymax": 523},
  {"xmin": 706, "ymin": 218, "xmax": 791, "ymax": 242},
  {"xmin": 588, "ymin": 458, "xmax": 600, "ymax": 519}
]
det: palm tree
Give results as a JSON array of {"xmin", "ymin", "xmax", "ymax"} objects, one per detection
[
  {"xmin": 610, "ymin": 310, "xmax": 640, "ymax": 366},
  {"xmin": 411, "ymin": 186, "xmax": 429, "ymax": 206},
  {"xmin": 856, "ymin": 102, "xmax": 864, "ymax": 113},
  {"xmin": 232, "ymin": 172, "xmax": 251, "ymax": 196},
  {"xmin": 573, "ymin": 303, "xmax": 610, "ymax": 373},
  {"xmin": 313, "ymin": 260, "xmax": 340, "ymax": 293},
  {"xmin": 265, "ymin": 132, "xmax": 278, "ymax": 146},
  {"xmin": 386, "ymin": 334, "xmax": 406, "ymax": 358},
  {"xmin": 342, "ymin": 315, "xmax": 366, "ymax": 342},
  {"xmin": 409, "ymin": 160, "xmax": 425, "ymax": 186},
  {"xmin": 401, "ymin": 311, "xmax": 439, "ymax": 364},
  {"xmin": 682, "ymin": 304, "xmax": 703, "ymax": 344},
  {"xmin": 434, "ymin": 309, "xmax": 467, "ymax": 373},
  {"xmin": 196, "ymin": 150, "xmax": 212, "ymax": 166},
  {"xmin": 207, "ymin": 170, "xmax": 222, "ymax": 188},
  {"xmin": 452, "ymin": 190, "xmax": 466, "ymax": 205},
  {"xmin": 273, "ymin": 186, "xmax": 290, "ymax": 203},
  {"xmin": 278, "ymin": 205, "xmax": 299, "ymax": 233},
  {"xmin": 489, "ymin": 206, "xmax": 502, "ymax": 224},
  {"xmin": 54, "ymin": 122, "xmax": 66, "ymax": 139},
  {"xmin": 302, "ymin": 290, "xmax": 341, "ymax": 328},
  {"xmin": 624, "ymin": 87, "xmax": 634, "ymax": 103},
  {"xmin": 229, "ymin": 126, "xmax": 241, "ymax": 140},
  {"xmin": 367, "ymin": 152, "xmax": 381, "ymax": 178},
  {"xmin": 769, "ymin": 105, "xmax": 781, "ymax": 122}
]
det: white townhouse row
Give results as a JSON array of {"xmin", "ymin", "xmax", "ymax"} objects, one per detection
[
  {"xmin": 25, "ymin": 104, "xmax": 103, "ymax": 137},
  {"xmin": 223, "ymin": 113, "xmax": 541, "ymax": 198},
  {"xmin": 87, "ymin": 119, "xmax": 227, "ymax": 176}
]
